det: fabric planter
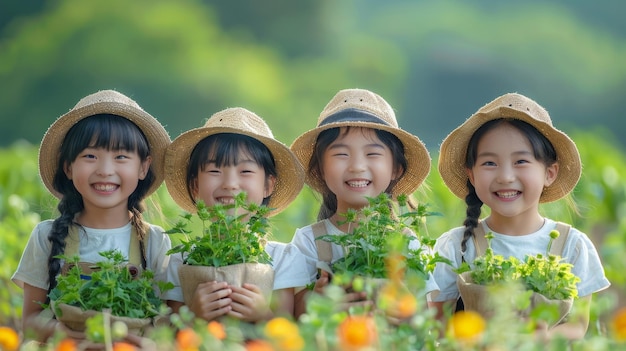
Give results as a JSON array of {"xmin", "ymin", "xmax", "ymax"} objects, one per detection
[
  {"xmin": 50, "ymin": 301, "xmax": 160, "ymax": 334},
  {"xmin": 178, "ymin": 263, "xmax": 274, "ymax": 306}
]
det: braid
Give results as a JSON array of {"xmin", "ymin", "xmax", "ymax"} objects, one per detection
[
  {"xmin": 317, "ymin": 191, "xmax": 337, "ymax": 221},
  {"xmin": 47, "ymin": 192, "xmax": 83, "ymax": 298},
  {"xmin": 461, "ymin": 180, "xmax": 483, "ymax": 253}
]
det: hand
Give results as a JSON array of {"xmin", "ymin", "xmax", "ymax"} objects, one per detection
[
  {"xmin": 313, "ymin": 270, "xmax": 331, "ymax": 294},
  {"xmin": 188, "ymin": 281, "xmax": 232, "ymax": 321},
  {"xmin": 228, "ymin": 283, "xmax": 272, "ymax": 322}
]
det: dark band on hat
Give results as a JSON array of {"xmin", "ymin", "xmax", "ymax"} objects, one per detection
[{"xmin": 319, "ymin": 108, "xmax": 390, "ymax": 127}]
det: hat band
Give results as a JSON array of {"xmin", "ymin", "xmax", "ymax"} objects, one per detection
[{"xmin": 318, "ymin": 108, "xmax": 390, "ymax": 127}]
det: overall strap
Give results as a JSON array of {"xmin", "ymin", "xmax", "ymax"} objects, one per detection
[
  {"xmin": 549, "ymin": 222, "xmax": 571, "ymax": 256},
  {"xmin": 64, "ymin": 224, "xmax": 143, "ymax": 266},
  {"xmin": 312, "ymin": 221, "xmax": 332, "ymax": 263},
  {"xmin": 471, "ymin": 222, "xmax": 488, "ymax": 257}
]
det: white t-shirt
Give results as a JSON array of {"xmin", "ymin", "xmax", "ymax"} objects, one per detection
[
  {"xmin": 166, "ymin": 240, "xmax": 309, "ymax": 302},
  {"xmin": 431, "ymin": 218, "xmax": 611, "ymax": 302},
  {"xmin": 11, "ymin": 219, "xmax": 180, "ymax": 301},
  {"xmin": 291, "ymin": 219, "xmax": 439, "ymax": 294}
]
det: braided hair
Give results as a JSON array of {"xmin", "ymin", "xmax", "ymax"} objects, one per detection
[
  {"xmin": 46, "ymin": 114, "xmax": 154, "ymax": 298},
  {"xmin": 309, "ymin": 126, "xmax": 410, "ymax": 221},
  {"xmin": 460, "ymin": 118, "xmax": 558, "ymax": 252}
]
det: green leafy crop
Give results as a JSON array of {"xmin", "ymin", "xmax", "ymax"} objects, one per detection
[
  {"xmin": 49, "ymin": 250, "xmax": 172, "ymax": 318},
  {"xmin": 166, "ymin": 192, "xmax": 272, "ymax": 267},
  {"xmin": 317, "ymin": 193, "xmax": 450, "ymax": 280},
  {"xmin": 457, "ymin": 230, "xmax": 580, "ymax": 300}
]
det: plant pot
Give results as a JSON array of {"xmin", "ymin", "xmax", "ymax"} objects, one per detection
[
  {"xmin": 50, "ymin": 301, "xmax": 159, "ymax": 334},
  {"xmin": 178, "ymin": 262, "xmax": 274, "ymax": 306},
  {"xmin": 456, "ymin": 272, "xmax": 573, "ymax": 328}
]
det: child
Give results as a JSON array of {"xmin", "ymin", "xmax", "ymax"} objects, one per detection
[
  {"xmin": 164, "ymin": 107, "xmax": 309, "ymax": 321},
  {"xmin": 11, "ymin": 90, "xmax": 177, "ymax": 342},
  {"xmin": 289, "ymin": 88, "xmax": 437, "ymax": 318},
  {"xmin": 431, "ymin": 92, "xmax": 610, "ymax": 340}
]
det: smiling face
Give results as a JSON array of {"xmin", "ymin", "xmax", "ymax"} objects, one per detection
[
  {"xmin": 321, "ymin": 127, "xmax": 398, "ymax": 214},
  {"xmin": 65, "ymin": 147, "xmax": 151, "ymax": 223},
  {"xmin": 467, "ymin": 123, "xmax": 558, "ymax": 231},
  {"xmin": 192, "ymin": 149, "xmax": 275, "ymax": 208}
]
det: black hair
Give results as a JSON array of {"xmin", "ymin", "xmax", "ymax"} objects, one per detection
[
  {"xmin": 186, "ymin": 133, "xmax": 277, "ymax": 207},
  {"xmin": 47, "ymin": 114, "xmax": 154, "ymax": 297},
  {"xmin": 460, "ymin": 118, "xmax": 558, "ymax": 252},
  {"xmin": 309, "ymin": 126, "xmax": 408, "ymax": 221}
]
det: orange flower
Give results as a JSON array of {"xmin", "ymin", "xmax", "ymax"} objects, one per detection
[
  {"xmin": 55, "ymin": 338, "xmax": 77, "ymax": 351},
  {"xmin": 447, "ymin": 310, "xmax": 486, "ymax": 343},
  {"xmin": 246, "ymin": 339, "xmax": 275, "ymax": 351},
  {"xmin": 337, "ymin": 316, "xmax": 378, "ymax": 351},
  {"xmin": 112, "ymin": 341, "xmax": 138, "ymax": 351},
  {"xmin": 612, "ymin": 307, "xmax": 626, "ymax": 342},
  {"xmin": 0, "ymin": 327, "xmax": 19, "ymax": 351},
  {"xmin": 176, "ymin": 328, "xmax": 202, "ymax": 351},
  {"xmin": 207, "ymin": 321, "xmax": 226, "ymax": 340},
  {"xmin": 377, "ymin": 282, "xmax": 418, "ymax": 319}
]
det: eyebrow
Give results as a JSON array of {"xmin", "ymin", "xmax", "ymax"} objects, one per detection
[{"xmin": 477, "ymin": 150, "xmax": 533, "ymax": 158}]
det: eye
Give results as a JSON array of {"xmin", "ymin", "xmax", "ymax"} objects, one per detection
[{"xmin": 481, "ymin": 161, "xmax": 496, "ymax": 167}]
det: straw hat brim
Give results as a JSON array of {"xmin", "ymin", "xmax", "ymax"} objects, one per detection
[
  {"xmin": 39, "ymin": 91, "xmax": 170, "ymax": 199},
  {"xmin": 290, "ymin": 120, "xmax": 431, "ymax": 197},
  {"xmin": 438, "ymin": 106, "xmax": 581, "ymax": 203},
  {"xmin": 165, "ymin": 126, "xmax": 304, "ymax": 216}
]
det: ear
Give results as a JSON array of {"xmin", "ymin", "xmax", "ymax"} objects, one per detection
[
  {"xmin": 466, "ymin": 168, "xmax": 475, "ymax": 186},
  {"xmin": 190, "ymin": 177, "xmax": 199, "ymax": 198},
  {"xmin": 544, "ymin": 162, "xmax": 559, "ymax": 187},
  {"xmin": 64, "ymin": 162, "xmax": 72, "ymax": 180},
  {"xmin": 264, "ymin": 175, "xmax": 276, "ymax": 198},
  {"xmin": 392, "ymin": 165, "xmax": 405, "ymax": 181},
  {"xmin": 138, "ymin": 156, "xmax": 152, "ymax": 180}
]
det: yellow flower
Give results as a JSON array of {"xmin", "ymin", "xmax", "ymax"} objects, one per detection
[
  {"xmin": 264, "ymin": 318, "xmax": 303, "ymax": 351},
  {"xmin": 612, "ymin": 307, "xmax": 626, "ymax": 341},
  {"xmin": 0, "ymin": 327, "xmax": 19, "ymax": 351},
  {"xmin": 447, "ymin": 310, "xmax": 486, "ymax": 343},
  {"xmin": 207, "ymin": 321, "xmax": 226, "ymax": 340},
  {"xmin": 264, "ymin": 317, "xmax": 299, "ymax": 340},
  {"xmin": 337, "ymin": 316, "xmax": 378, "ymax": 351}
]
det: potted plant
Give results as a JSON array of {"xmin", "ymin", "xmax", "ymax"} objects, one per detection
[
  {"xmin": 166, "ymin": 192, "xmax": 274, "ymax": 306},
  {"xmin": 316, "ymin": 193, "xmax": 449, "ymax": 316},
  {"xmin": 456, "ymin": 230, "xmax": 580, "ymax": 327},
  {"xmin": 48, "ymin": 250, "xmax": 172, "ymax": 333}
]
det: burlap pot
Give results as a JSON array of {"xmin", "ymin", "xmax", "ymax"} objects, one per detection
[
  {"xmin": 456, "ymin": 272, "xmax": 573, "ymax": 328},
  {"xmin": 50, "ymin": 301, "xmax": 159, "ymax": 334},
  {"xmin": 178, "ymin": 263, "xmax": 274, "ymax": 306}
]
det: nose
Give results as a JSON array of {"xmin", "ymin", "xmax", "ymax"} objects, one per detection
[
  {"xmin": 221, "ymin": 169, "xmax": 239, "ymax": 190},
  {"xmin": 95, "ymin": 158, "xmax": 114, "ymax": 176},
  {"xmin": 496, "ymin": 164, "xmax": 515, "ymax": 184},
  {"xmin": 348, "ymin": 154, "xmax": 367, "ymax": 173}
]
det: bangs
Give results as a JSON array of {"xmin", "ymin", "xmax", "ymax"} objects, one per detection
[
  {"xmin": 63, "ymin": 114, "xmax": 150, "ymax": 161},
  {"xmin": 195, "ymin": 133, "xmax": 273, "ymax": 170}
]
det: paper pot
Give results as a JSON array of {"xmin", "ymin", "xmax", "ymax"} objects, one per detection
[
  {"xmin": 178, "ymin": 262, "xmax": 275, "ymax": 306},
  {"xmin": 456, "ymin": 271, "xmax": 573, "ymax": 328},
  {"xmin": 50, "ymin": 301, "xmax": 157, "ymax": 333}
]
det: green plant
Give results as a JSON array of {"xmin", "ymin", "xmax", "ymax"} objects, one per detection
[
  {"xmin": 457, "ymin": 230, "xmax": 580, "ymax": 300},
  {"xmin": 318, "ymin": 193, "xmax": 449, "ymax": 281},
  {"xmin": 49, "ymin": 250, "xmax": 172, "ymax": 318},
  {"xmin": 166, "ymin": 192, "xmax": 272, "ymax": 267}
]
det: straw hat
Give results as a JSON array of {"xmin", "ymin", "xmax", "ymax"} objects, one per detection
[
  {"xmin": 165, "ymin": 107, "xmax": 304, "ymax": 216},
  {"xmin": 438, "ymin": 92, "xmax": 581, "ymax": 203},
  {"xmin": 39, "ymin": 90, "xmax": 170, "ymax": 199},
  {"xmin": 290, "ymin": 88, "xmax": 431, "ymax": 197}
]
